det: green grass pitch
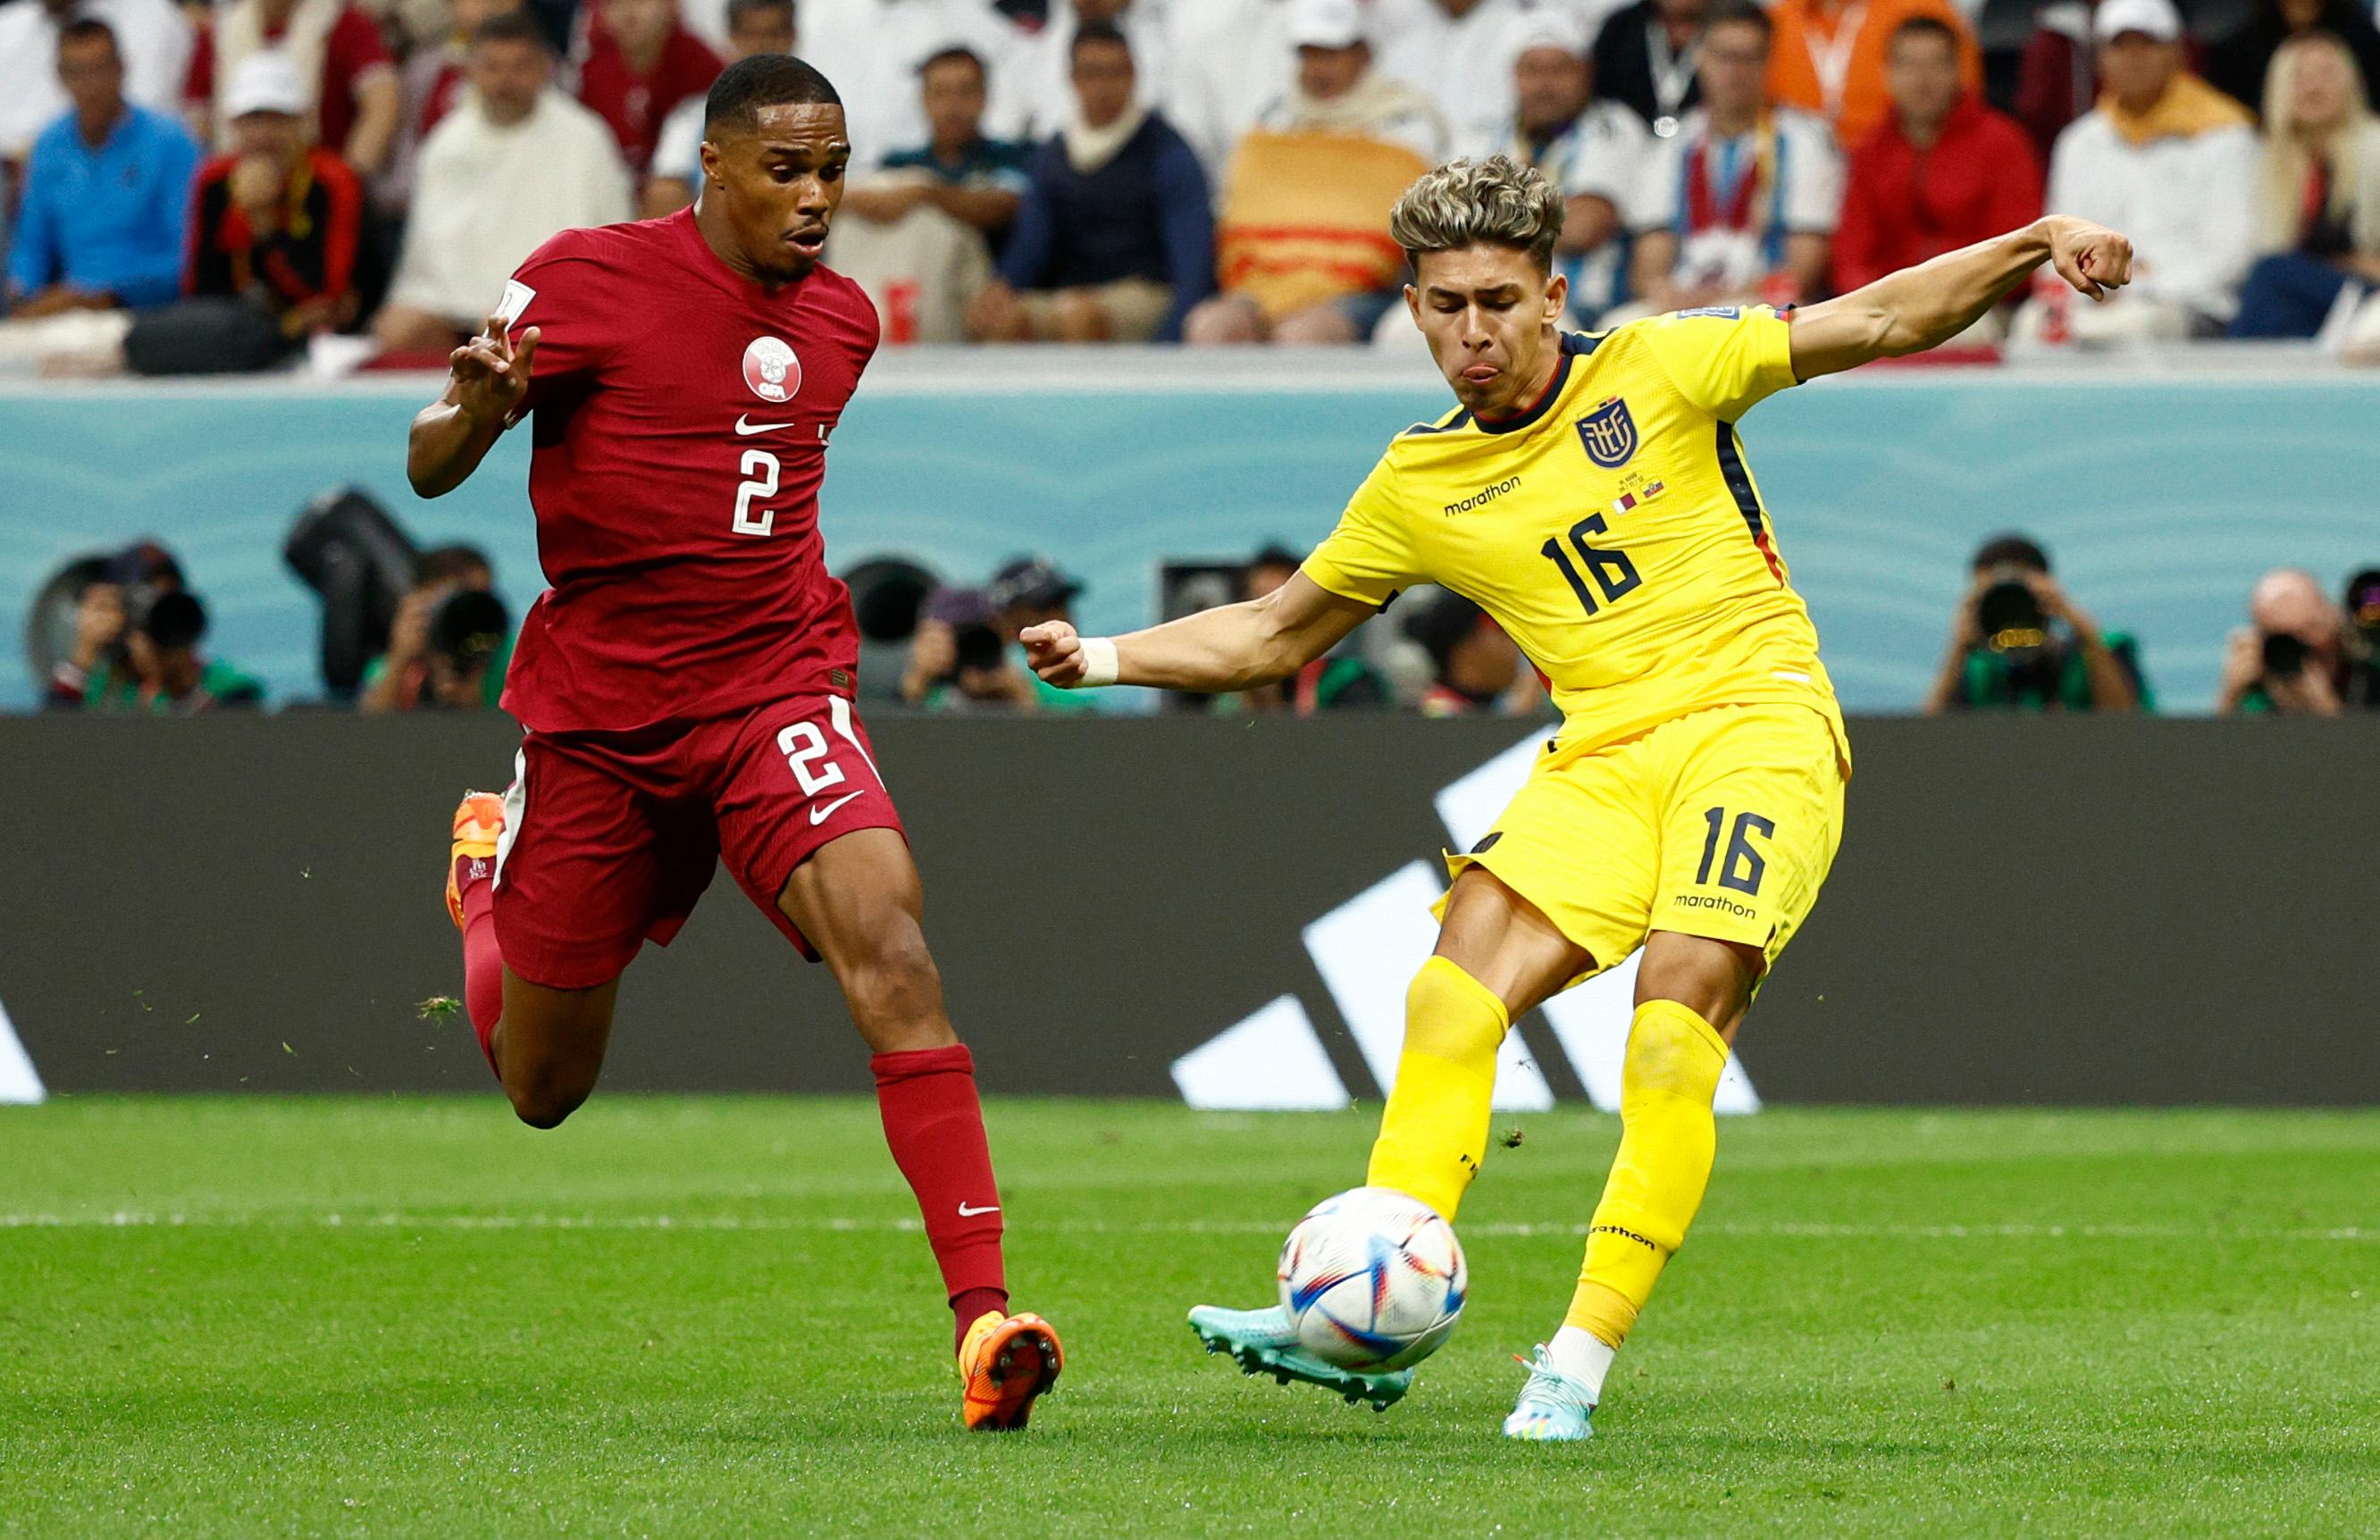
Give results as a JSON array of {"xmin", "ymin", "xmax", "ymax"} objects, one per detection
[{"xmin": 4, "ymin": 1098, "xmax": 2376, "ymax": 1537}]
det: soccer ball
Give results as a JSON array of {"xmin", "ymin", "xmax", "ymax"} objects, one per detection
[{"xmin": 1277, "ymin": 1186, "xmax": 1467, "ymax": 1372}]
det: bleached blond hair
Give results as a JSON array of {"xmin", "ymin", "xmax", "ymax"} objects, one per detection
[{"xmin": 1387, "ymin": 155, "xmax": 1566, "ymax": 276}]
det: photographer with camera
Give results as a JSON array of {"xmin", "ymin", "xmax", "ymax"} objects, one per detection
[
  {"xmin": 2215, "ymin": 566, "xmax": 2379, "ymax": 716},
  {"xmin": 1924, "ymin": 534, "xmax": 2150, "ymax": 713},
  {"xmin": 41, "ymin": 540, "xmax": 260, "ymax": 713},
  {"xmin": 359, "ymin": 544, "xmax": 512, "ymax": 712},
  {"xmin": 899, "ymin": 584, "xmax": 1043, "ymax": 713}
]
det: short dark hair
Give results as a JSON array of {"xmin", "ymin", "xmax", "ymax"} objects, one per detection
[
  {"xmin": 919, "ymin": 45, "xmax": 985, "ymax": 83},
  {"xmin": 1071, "ymin": 18, "xmax": 1130, "ymax": 62},
  {"xmin": 1704, "ymin": 0, "xmax": 1772, "ymax": 42},
  {"xmin": 706, "ymin": 53, "xmax": 841, "ymax": 136},
  {"xmin": 1972, "ymin": 534, "xmax": 2050, "ymax": 574},
  {"xmin": 416, "ymin": 543, "xmax": 493, "ymax": 587},
  {"xmin": 1250, "ymin": 543, "xmax": 1303, "ymax": 573},
  {"xmin": 57, "ymin": 16, "xmax": 120, "ymax": 56},
  {"xmin": 1889, "ymin": 14, "xmax": 1959, "ymax": 53},
  {"xmin": 725, "ymin": 0, "xmax": 793, "ymax": 34},
  {"xmin": 471, "ymin": 10, "xmax": 546, "ymax": 49}
]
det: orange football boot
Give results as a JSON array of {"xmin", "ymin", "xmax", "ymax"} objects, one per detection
[
  {"xmin": 445, "ymin": 791, "xmax": 507, "ymax": 929},
  {"xmin": 958, "ymin": 1310, "xmax": 1063, "ymax": 1431}
]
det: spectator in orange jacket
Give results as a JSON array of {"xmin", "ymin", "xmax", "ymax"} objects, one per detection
[{"xmin": 1765, "ymin": 0, "xmax": 1981, "ymax": 151}]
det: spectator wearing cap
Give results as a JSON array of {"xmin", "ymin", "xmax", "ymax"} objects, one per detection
[
  {"xmin": 967, "ymin": 21, "xmax": 1214, "ymax": 343},
  {"xmin": 2217, "ymin": 566, "xmax": 2376, "ymax": 714},
  {"xmin": 1496, "ymin": 7, "xmax": 1648, "ymax": 325},
  {"xmin": 187, "ymin": 0, "xmax": 400, "ymax": 179},
  {"xmin": 1628, "ymin": 0, "xmax": 1841, "ymax": 318},
  {"xmin": 1832, "ymin": 16, "xmax": 2041, "ymax": 306},
  {"xmin": 643, "ymin": 0, "xmax": 794, "ymax": 215},
  {"xmin": 799, "ymin": 0, "xmax": 1027, "ymax": 172},
  {"xmin": 1016, "ymin": 0, "xmax": 1170, "ymax": 141},
  {"xmin": 1183, "ymin": 0, "xmax": 1446, "ymax": 345},
  {"xmin": 360, "ymin": 544, "xmax": 514, "ymax": 711},
  {"xmin": 373, "ymin": 13, "xmax": 631, "ymax": 355},
  {"xmin": 2209, "ymin": 0, "xmax": 2380, "ymax": 117},
  {"xmin": 987, "ymin": 556, "xmax": 1102, "ymax": 713},
  {"xmin": 0, "ymin": 0, "xmax": 193, "ymax": 164},
  {"xmin": 2227, "ymin": 31, "xmax": 2380, "ymax": 338},
  {"xmin": 1764, "ymin": 0, "xmax": 1981, "ymax": 153},
  {"xmin": 2017, "ymin": 0, "xmax": 2258, "ymax": 344},
  {"xmin": 1403, "ymin": 589, "xmax": 1542, "ymax": 716},
  {"xmin": 4, "ymin": 21, "xmax": 201, "ymax": 334},
  {"xmin": 1231, "ymin": 544, "xmax": 1389, "ymax": 713},
  {"xmin": 1923, "ymin": 534, "xmax": 2149, "ymax": 713},
  {"xmin": 1165, "ymin": 0, "xmax": 1301, "ymax": 172},
  {"xmin": 1374, "ymin": 0, "xmax": 1528, "ymax": 162}
]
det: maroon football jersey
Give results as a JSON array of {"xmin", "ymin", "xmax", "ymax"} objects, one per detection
[{"xmin": 494, "ymin": 209, "xmax": 879, "ymax": 733}]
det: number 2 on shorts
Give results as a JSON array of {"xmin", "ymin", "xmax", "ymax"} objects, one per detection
[{"xmin": 777, "ymin": 721, "xmax": 845, "ymax": 796}]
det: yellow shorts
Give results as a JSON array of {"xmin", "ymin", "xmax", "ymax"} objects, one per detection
[{"xmin": 1442, "ymin": 703, "xmax": 1846, "ymax": 984}]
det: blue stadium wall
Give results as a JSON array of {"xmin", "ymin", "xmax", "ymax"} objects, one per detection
[{"xmin": 4, "ymin": 357, "xmax": 2376, "ymax": 713}]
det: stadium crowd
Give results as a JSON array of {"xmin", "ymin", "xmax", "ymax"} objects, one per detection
[{"xmin": 8, "ymin": 0, "xmax": 2380, "ymax": 366}]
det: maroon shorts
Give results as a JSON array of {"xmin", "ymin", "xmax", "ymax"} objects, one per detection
[{"xmin": 491, "ymin": 692, "xmax": 903, "ymax": 990}]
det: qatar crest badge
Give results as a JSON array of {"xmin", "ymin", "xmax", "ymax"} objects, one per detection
[
  {"xmin": 742, "ymin": 336, "xmax": 802, "ymax": 403},
  {"xmin": 1577, "ymin": 396, "xmax": 1637, "ymax": 469}
]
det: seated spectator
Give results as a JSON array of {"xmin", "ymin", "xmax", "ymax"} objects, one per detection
[
  {"xmin": 1628, "ymin": 0, "xmax": 1841, "ymax": 316},
  {"xmin": 577, "ymin": 0, "xmax": 721, "ymax": 180},
  {"xmin": 0, "ymin": 0, "xmax": 193, "ymax": 164},
  {"xmin": 643, "ymin": 0, "xmax": 793, "ymax": 216},
  {"xmin": 1496, "ymin": 8, "xmax": 1647, "ymax": 325},
  {"xmin": 1182, "ymin": 0, "xmax": 1445, "ymax": 345},
  {"xmin": 826, "ymin": 45, "xmax": 1031, "ymax": 339},
  {"xmin": 1376, "ymin": 0, "xmax": 1527, "ymax": 160},
  {"xmin": 2012, "ymin": 0, "xmax": 2099, "ymax": 164},
  {"xmin": 1231, "ymin": 544, "xmax": 1389, "ymax": 713},
  {"xmin": 1018, "ymin": 0, "xmax": 1169, "ymax": 141},
  {"xmin": 1165, "ymin": 0, "xmax": 1299, "ymax": 170},
  {"xmin": 2227, "ymin": 32, "xmax": 2380, "ymax": 338},
  {"xmin": 966, "ymin": 21, "xmax": 1213, "ymax": 343},
  {"xmin": 1833, "ymin": 16, "xmax": 2041, "ymax": 312},
  {"xmin": 188, "ymin": 0, "xmax": 400, "ymax": 179},
  {"xmin": 899, "ymin": 585, "xmax": 1043, "ymax": 711},
  {"xmin": 45, "ymin": 540, "xmax": 182, "ymax": 708},
  {"xmin": 373, "ymin": 13, "xmax": 631, "ymax": 355},
  {"xmin": 1402, "ymin": 589, "xmax": 1543, "ymax": 716},
  {"xmin": 799, "ymin": 0, "xmax": 1026, "ymax": 171},
  {"xmin": 5, "ymin": 21, "xmax": 201, "ymax": 322},
  {"xmin": 1591, "ymin": 0, "xmax": 1705, "ymax": 139},
  {"xmin": 380, "ymin": 0, "xmax": 526, "ymax": 214},
  {"xmin": 1923, "ymin": 534, "xmax": 2149, "ymax": 713},
  {"xmin": 2217, "ymin": 566, "xmax": 2376, "ymax": 713},
  {"xmin": 2015, "ymin": 0, "xmax": 2258, "ymax": 344},
  {"xmin": 2209, "ymin": 0, "xmax": 2380, "ymax": 116},
  {"xmin": 986, "ymin": 555, "xmax": 1101, "ymax": 712},
  {"xmin": 1764, "ymin": 0, "xmax": 1980, "ymax": 152},
  {"xmin": 53, "ymin": 553, "xmax": 264, "ymax": 713},
  {"xmin": 361, "ymin": 548, "xmax": 514, "ymax": 711}
]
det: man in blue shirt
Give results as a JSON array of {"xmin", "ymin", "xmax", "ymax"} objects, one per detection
[{"xmin": 7, "ymin": 18, "xmax": 201, "ymax": 319}]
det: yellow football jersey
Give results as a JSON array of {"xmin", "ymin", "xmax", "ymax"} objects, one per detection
[{"xmin": 1303, "ymin": 305, "xmax": 1849, "ymax": 770}]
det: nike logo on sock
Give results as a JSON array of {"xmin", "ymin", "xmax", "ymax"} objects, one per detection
[
  {"xmin": 809, "ymin": 791, "xmax": 863, "ymax": 825},
  {"xmin": 958, "ymin": 1201, "xmax": 1000, "ymax": 1217}
]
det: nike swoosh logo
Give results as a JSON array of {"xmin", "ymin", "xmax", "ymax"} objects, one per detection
[
  {"xmin": 958, "ymin": 1201, "xmax": 1000, "ymax": 1218},
  {"xmin": 735, "ymin": 414, "xmax": 794, "ymax": 436},
  {"xmin": 809, "ymin": 791, "xmax": 863, "ymax": 825}
]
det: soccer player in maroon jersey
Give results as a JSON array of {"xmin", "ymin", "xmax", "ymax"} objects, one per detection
[{"xmin": 405, "ymin": 54, "xmax": 1062, "ymax": 1432}]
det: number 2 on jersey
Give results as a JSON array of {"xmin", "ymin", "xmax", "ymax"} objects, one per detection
[
  {"xmin": 733, "ymin": 450, "xmax": 779, "ymax": 536},
  {"xmin": 1541, "ymin": 513, "xmax": 1641, "ymax": 615}
]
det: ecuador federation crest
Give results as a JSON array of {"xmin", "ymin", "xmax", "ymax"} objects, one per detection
[{"xmin": 1577, "ymin": 396, "xmax": 1637, "ymax": 468}]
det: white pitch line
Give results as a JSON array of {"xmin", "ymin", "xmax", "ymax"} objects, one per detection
[{"xmin": 0, "ymin": 1213, "xmax": 2374, "ymax": 1242}]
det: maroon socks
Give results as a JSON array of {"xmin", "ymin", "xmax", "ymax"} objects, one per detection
[{"xmin": 872, "ymin": 1044, "xmax": 1010, "ymax": 1351}]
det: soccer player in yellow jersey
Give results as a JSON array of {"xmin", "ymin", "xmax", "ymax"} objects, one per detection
[{"xmin": 1025, "ymin": 156, "xmax": 2133, "ymax": 1441}]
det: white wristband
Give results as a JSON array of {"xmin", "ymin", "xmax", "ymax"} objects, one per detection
[{"xmin": 1076, "ymin": 636, "xmax": 1120, "ymax": 689}]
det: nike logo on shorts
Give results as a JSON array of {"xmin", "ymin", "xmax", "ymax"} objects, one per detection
[
  {"xmin": 735, "ymin": 414, "xmax": 795, "ymax": 435},
  {"xmin": 809, "ymin": 790, "xmax": 863, "ymax": 825},
  {"xmin": 958, "ymin": 1201, "xmax": 1000, "ymax": 1217}
]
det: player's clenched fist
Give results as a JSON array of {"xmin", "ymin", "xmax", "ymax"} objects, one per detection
[
  {"xmin": 450, "ymin": 312, "xmax": 541, "ymax": 426},
  {"xmin": 1020, "ymin": 621, "xmax": 1085, "ymax": 686},
  {"xmin": 2043, "ymin": 217, "xmax": 2133, "ymax": 302}
]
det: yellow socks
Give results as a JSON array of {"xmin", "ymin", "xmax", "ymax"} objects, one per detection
[
  {"xmin": 1565, "ymin": 998, "xmax": 1730, "ymax": 1350},
  {"xmin": 1364, "ymin": 957, "xmax": 1510, "ymax": 1220}
]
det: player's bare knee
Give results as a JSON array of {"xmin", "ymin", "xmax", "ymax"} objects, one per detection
[
  {"xmin": 842, "ymin": 925, "xmax": 945, "ymax": 1037},
  {"xmin": 502, "ymin": 1059, "xmax": 597, "ymax": 1129}
]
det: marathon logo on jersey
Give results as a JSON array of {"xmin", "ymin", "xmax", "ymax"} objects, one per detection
[
  {"xmin": 742, "ymin": 336, "xmax": 803, "ymax": 403},
  {"xmin": 1577, "ymin": 397, "xmax": 1637, "ymax": 469},
  {"xmin": 1443, "ymin": 476, "xmax": 1520, "ymax": 517}
]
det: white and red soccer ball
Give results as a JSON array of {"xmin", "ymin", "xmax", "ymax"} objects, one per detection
[{"xmin": 1278, "ymin": 1186, "xmax": 1468, "ymax": 1371}]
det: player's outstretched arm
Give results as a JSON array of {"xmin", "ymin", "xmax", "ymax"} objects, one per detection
[
  {"xmin": 407, "ymin": 315, "xmax": 540, "ymax": 498},
  {"xmin": 1788, "ymin": 216, "xmax": 2133, "ymax": 380},
  {"xmin": 1022, "ymin": 573, "xmax": 1374, "ymax": 694}
]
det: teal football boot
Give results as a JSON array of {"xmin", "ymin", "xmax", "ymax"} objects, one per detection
[
  {"xmin": 1186, "ymin": 1305, "xmax": 1414, "ymax": 1411},
  {"xmin": 1501, "ymin": 1344, "xmax": 1596, "ymax": 1441}
]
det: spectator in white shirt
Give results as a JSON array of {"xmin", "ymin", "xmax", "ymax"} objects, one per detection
[
  {"xmin": 1497, "ymin": 7, "xmax": 1647, "ymax": 322},
  {"xmin": 1016, "ymin": 0, "xmax": 1169, "ymax": 140},
  {"xmin": 798, "ymin": 0, "xmax": 1026, "ymax": 171},
  {"xmin": 642, "ymin": 0, "xmax": 794, "ymax": 215},
  {"xmin": 1373, "ymin": 0, "xmax": 1526, "ymax": 160},
  {"xmin": 1628, "ymin": 0, "xmax": 1841, "ymax": 315},
  {"xmin": 372, "ymin": 11, "xmax": 632, "ymax": 353},
  {"xmin": 1164, "ymin": 0, "xmax": 1295, "ymax": 171},
  {"xmin": 2015, "ymin": 0, "xmax": 2258, "ymax": 344},
  {"xmin": 0, "ymin": 0, "xmax": 193, "ymax": 163}
]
